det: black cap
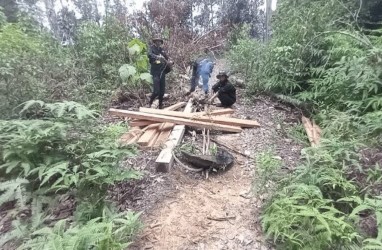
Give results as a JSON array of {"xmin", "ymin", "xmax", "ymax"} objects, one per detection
[
  {"xmin": 216, "ymin": 71, "xmax": 229, "ymax": 79},
  {"xmin": 152, "ymin": 37, "xmax": 164, "ymax": 44}
]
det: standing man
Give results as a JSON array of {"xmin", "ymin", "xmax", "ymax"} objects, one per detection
[
  {"xmin": 185, "ymin": 55, "xmax": 214, "ymax": 96},
  {"xmin": 209, "ymin": 71, "xmax": 236, "ymax": 107},
  {"xmin": 198, "ymin": 58, "xmax": 214, "ymax": 95},
  {"xmin": 147, "ymin": 37, "xmax": 172, "ymax": 109}
]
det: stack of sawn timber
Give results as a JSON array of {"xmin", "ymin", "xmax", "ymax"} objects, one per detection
[
  {"xmin": 109, "ymin": 102, "xmax": 260, "ymax": 149},
  {"xmin": 116, "ymin": 102, "xmax": 188, "ymax": 149}
]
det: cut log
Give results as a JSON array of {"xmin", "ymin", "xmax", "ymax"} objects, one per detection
[
  {"xmin": 155, "ymin": 99, "xmax": 194, "ymax": 173},
  {"xmin": 138, "ymin": 108, "xmax": 260, "ymax": 128},
  {"xmin": 109, "ymin": 109, "xmax": 242, "ymax": 133}
]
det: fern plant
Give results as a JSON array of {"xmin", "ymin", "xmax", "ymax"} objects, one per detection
[
  {"xmin": 0, "ymin": 101, "xmax": 141, "ymax": 248},
  {"xmin": 0, "ymin": 178, "xmax": 29, "ymax": 211},
  {"xmin": 341, "ymin": 196, "xmax": 382, "ymax": 249},
  {"xmin": 18, "ymin": 208, "xmax": 142, "ymax": 250},
  {"xmin": 262, "ymin": 184, "xmax": 359, "ymax": 250},
  {"xmin": 254, "ymin": 150, "xmax": 283, "ymax": 196}
]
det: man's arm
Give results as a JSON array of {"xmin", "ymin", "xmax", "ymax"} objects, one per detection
[
  {"xmin": 208, "ymin": 92, "xmax": 219, "ymax": 104},
  {"xmin": 212, "ymin": 82, "xmax": 220, "ymax": 93},
  {"xmin": 161, "ymin": 49, "xmax": 169, "ymax": 60},
  {"xmin": 147, "ymin": 46, "xmax": 158, "ymax": 61}
]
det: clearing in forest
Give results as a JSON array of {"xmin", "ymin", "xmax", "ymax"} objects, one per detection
[{"xmin": 117, "ymin": 62, "xmax": 304, "ymax": 249}]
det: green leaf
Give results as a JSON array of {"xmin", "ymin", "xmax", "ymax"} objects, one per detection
[
  {"xmin": 119, "ymin": 64, "xmax": 137, "ymax": 83},
  {"xmin": 139, "ymin": 73, "xmax": 152, "ymax": 83},
  {"xmin": 128, "ymin": 44, "xmax": 142, "ymax": 56}
]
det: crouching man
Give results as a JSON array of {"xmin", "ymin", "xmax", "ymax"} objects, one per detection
[{"xmin": 209, "ymin": 71, "xmax": 236, "ymax": 107}]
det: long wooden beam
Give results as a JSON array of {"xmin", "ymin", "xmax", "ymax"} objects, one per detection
[
  {"xmin": 129, "ymin": 108, "xmax": 234, "ymax": 127},
  {"xmin": 109, "ymin": 109, "xmax": 242, "ymax": 133},
  {"xmin": 138, "ymin": 108, "xmax": 260, "ymax": 128}
]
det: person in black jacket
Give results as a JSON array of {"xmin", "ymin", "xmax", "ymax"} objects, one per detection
[
  {"xmin": 147, "ymin": 37, "xmax": 172, "ymax": 109},
  {"xmin": 210, "ymin": 71, "xmax": 236, "ymax": 107}
]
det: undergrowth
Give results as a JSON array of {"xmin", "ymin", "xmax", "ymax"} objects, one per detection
[
  {"xmin": 228, "ymin": 0, "xmax": 382, "ymax": 249},
  {"xmin": 0, "ymin": 101, "xmax": 142, "ymax": 248}
]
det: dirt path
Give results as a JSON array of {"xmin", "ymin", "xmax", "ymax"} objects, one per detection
[
  {"xmin": 124, "ymin": 60, "xmax": 303, "ymax": 250},
  {"xmin": 133, "ymin": 151, "xmax": 265, "ymax": 250}
]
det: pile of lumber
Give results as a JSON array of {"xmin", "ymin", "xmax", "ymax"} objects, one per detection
[
  {"xmin": 302, "ymin": 116, "xmax": 322, "ymax": 147},
  {"xmin": 109, "ymin": 99, "xmax": 260, "ymax": 172},
  {"xmin": 110, "ymin": 105, "xmax": 260, "ymax": 136},
  {"xmin": 115, "ymin": 102, "xmax": 189, "ymax": 148}
]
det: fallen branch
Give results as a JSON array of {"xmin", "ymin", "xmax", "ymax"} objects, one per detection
[
  {"xmin": 207, "ymin": 216, "xmax": 236, "ymax": 222},
  {"xmin": 210, "ymin": 138, "xmax": 254, "ymax": 160}
]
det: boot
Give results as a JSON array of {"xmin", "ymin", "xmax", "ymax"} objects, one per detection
[
  {"xmin": 148, "ymin": 95, "xmax": 155, "ymax": 108},
  {"xmin": 158, "ymin": 100, "xmax": 164, "ymax": 109}
]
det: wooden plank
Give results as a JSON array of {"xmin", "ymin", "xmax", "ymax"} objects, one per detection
[
  {"xmin": 129, "ymin": 109, "xmax": 234, "ymax": 127},
  {"xmin": 201, "ymin": 109, "xmax": 235, "ymax": 116},
  {"xmin": 165, "ymin": 102, "xmax": 187, "ymax": 111},
  {"xmin": 129, "ymin": 120, "xmax": 155, "ymax": 127},
  {"xmin": 302, "ymin": 116, "xmax": 315, "ymax": 146},
  {"xmin": 134, "ymin": 103, "xmax": 186, "ymax": 146},
  {"xmin": 312, "ymin": 121, "xmax": 322, "ymax": 146},
  {"xmin": 109, "ymin": 109, "xmax": 242, "ymax": 133},
  {"xmin": 138, "ymin": 108, "xmax": 260, "ymax": 128},
  {"xmin": 155, "ymin": 99, "xmax": 194, "ymax": 173},
  {"xmin": 137, "ymin": 128, "xmax": 158, "ymax": 146},
  {"xmin": 128, "ymin": 102, "xmax": 186, "ymax": 128},
  {"xmin": 154, "ymin": 129, "xmax": 172, "ymax": 147},
  {"xmin": 146, "ymin": 129, "xmax": 161, "ymax": 148},
  {"xmin": 119, "ymin": 128, "xmax": 141, "ymax": 143}
]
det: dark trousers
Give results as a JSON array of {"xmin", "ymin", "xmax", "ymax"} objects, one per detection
[
  {"xmin": 190, "ymin": 74, "xmax": 197, "ymax": 92},
  {"xmin": 150, "ymin": 73, "xmax": 166, "ymax": 106},
  {"xmin": 218, "ymin": 93, "xmax": 236, "ymax": 107}
]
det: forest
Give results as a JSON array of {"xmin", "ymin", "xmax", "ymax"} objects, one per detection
[{"xmin": 0, "ymin": 0, "xmax": 382, "ymax": 249}]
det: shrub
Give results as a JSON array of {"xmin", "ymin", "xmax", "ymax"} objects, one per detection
[{"xmin": 0, "ymin": 101, "xmax": 141, "ymax": 247}]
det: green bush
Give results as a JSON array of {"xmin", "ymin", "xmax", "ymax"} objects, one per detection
[
  {"xmin": 228, "ymin": 0, "xmax": 382, "ymax": 248},
  {"xmin": 0, "ymin": 101, "xmax": 141, "ymax": 247},
  {"xmin": 0, "ymin": 16, "xmax": 151, "ymax": 119},
  {"xmin": 18, "ymin": 209, "xmax": 142, "ymax": 250}
]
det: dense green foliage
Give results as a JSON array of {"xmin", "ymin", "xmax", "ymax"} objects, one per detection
[
  {"xmin": 229, "ymin": 0, "xmax": 382, "ymax": 249},
  {"xmin": 0, "ymin": 14, "xmax": 150, "ymax": 119},
  {"xmin": 0, "ymin": 101, "xmax": 142, "ymax": 248},
  {"xmin": 0, "ymin": 8, "xmax": 150, "ymax": 248}
]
